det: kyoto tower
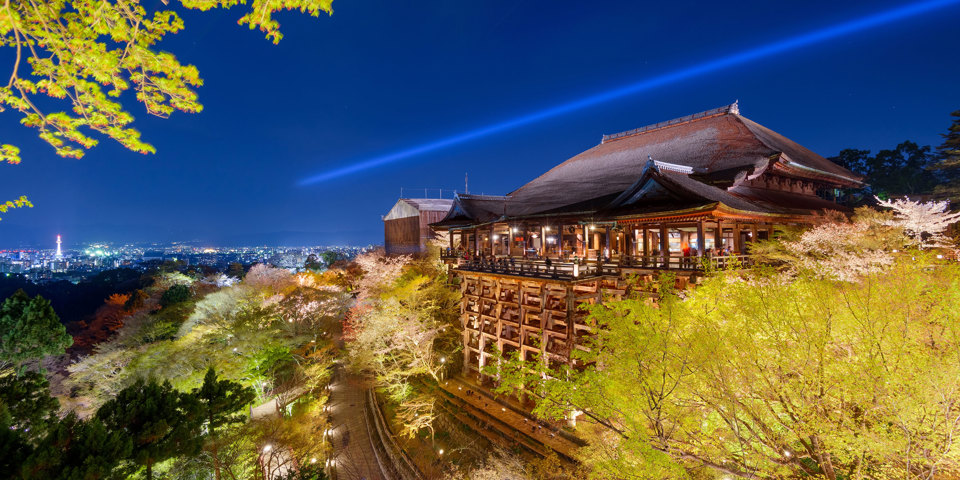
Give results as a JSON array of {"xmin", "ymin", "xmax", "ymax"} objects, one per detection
[{"xmin": 55, "ymin": 235, "xmax": 62, "ymax": 259}]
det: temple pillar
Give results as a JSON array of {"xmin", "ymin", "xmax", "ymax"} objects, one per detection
[
  {"xmin": 641, "ymin": 227, "xmax": 648, "ymax": 257},
  {"xmin": 659, "ymin": 224, "xmax": 668, "ymax": 264},
  {"xmin": 696, "ymin": 221, "xmax": 705, "ymax": 257},
  {"xmin": 733, "ymin": 223, "xmax": 742, "ymax": 254},
  {"xmin": 604, "ymin": 228, "xmax": 611, "ymax": 259}
]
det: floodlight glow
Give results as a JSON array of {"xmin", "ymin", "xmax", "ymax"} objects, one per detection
[{"xmin": 297, "ymin": 0, "xmax": 957, "ymax": 185}]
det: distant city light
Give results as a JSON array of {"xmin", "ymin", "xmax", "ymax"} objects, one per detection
[{"xmin": 297, "ymin": 0, "xmax": 960, "ymax": 185}]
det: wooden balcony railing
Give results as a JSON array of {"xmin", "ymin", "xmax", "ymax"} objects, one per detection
[{"xmin": 448, "ymin": 249, "xmax": 753, "ymax": 280}]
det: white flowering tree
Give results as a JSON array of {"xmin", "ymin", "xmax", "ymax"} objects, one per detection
[{"xmin": 875, "ymin": 196, "xmax": 960, "ymax": 249}]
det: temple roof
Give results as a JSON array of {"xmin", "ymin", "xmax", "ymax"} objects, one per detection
[
  {"xmin": 504, "ymin": 102, "xmax": 861, "ymax": 217},
  {"xmin": 432, "ymin": 103, "xmax": 862, "ymax": 227},
  {"xmin": 383, "ymin": 198, "xmax": 454, "ymax": 221}
]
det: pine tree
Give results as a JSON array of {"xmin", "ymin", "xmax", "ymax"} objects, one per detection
[
  {"xmin": 0, "ymin": 371, "xmax": 59, "ymax": 443},
  {"xmin": 194, "ymin": 368, "xmax": 255, "ymax": 480},
  {"xmin": 932, "ymin": 109, "xmax": 960, "ymax": 200},
  {"xmin": 0, "ymin": 290, "xmax": 73, "ymax": 376},
  {"xmin": 20, "ymin": 413, "xmax": 131, "ymax": 480},
  {"xmin": 96, "ymin": 378, "xmax": 204, "ymax": 480}
]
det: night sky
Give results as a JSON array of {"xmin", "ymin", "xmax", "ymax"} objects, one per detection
[{"xmin": 1, "ymin": 0, "xmax": 959, "ymax": 247}]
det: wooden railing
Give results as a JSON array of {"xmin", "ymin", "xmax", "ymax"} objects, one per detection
[{"xmin": 448, "ymin": 251, "xmax": 753, "ymax": 280}]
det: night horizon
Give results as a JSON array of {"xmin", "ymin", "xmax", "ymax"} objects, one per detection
[{"xmin": 2, "ymin": 0, "xmax": 959, "ymax": 247}]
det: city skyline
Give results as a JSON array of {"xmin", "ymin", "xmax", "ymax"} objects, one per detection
[{"xmin": 1, "ymin": 0, "xmax": 959, "ymax": 246}]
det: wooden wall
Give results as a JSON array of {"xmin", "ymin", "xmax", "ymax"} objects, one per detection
[
  {"xmin": 385, "ymin": 216, "xmax": 420, "ymax": 255},
  {"xmin": 385, "ymin": 210, "xmax": 449, "ymax": 255}
]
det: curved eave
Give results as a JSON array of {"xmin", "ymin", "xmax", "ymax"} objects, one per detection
[
  {"xmin": 772, "ymin": 158, "xmax": 864, "ymax": 187},
  {"xmin": 612, "ymin": 202, "xmax": 824, "ymax": 225}
]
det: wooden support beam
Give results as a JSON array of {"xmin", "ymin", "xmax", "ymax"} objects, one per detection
[
  {"xmin": 604, "ymin": 228, "xmax": 611, "ymax": 258},
  {"xmin": 659, "ymin": 224, "xmax": 668, "ymax": 257},
  {"xmin": 733, "ymin": 223, "xmax": 741, "ymax": 254},
  {"xmin": 696, "ymin": 221, "xmax": 705, "ymax": 257},
  {"xmin": 641, "ymin": 227, "xmax": 648, "ymax": 257}
]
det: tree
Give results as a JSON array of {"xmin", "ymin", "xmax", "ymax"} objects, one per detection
[
  {"xmin": 1, "ymin": 0, "xmax": 333, "ymax": 223},
  {"xmin": 124, "ymin": 289, "xmax": 149, "ymax": 311},
  {"xmin": 830, "ymin": 142, "xmax": 939, "ymax": 200},
  {"xmin": 20, "ymin": 413, "xmax": 132, "ymax": 480},
  {"xmin": 932, "ymin": 109, "xmax": 960, "ymax": 200},
  {"xmin": 227, "ymin": 262, "xmax": 246, "ymax": 280},
  {"xmin": 0, "ymin": 195, "xmax": 31, "ymax": 221},
  {"xmin": 347, "ymin": 250, "xmax": 461, "ymax": 438},
  {"xmin": 319, "ymin": 251, "xmax": 343, "ymax": 267},
  {"xmin": 96, "ymin": 378, "xmax": 204, "ymax": 480},
  {"xmin": 875, "ymin": 195, "xmax": 960, "ymax": 248},
  {"xmin": 194, "ymin": 367, "xmax": 255, "ymax": 480},
  {"xmin": 304, "ymin": 254, "xmax": 322, "ymax": 271},
  {"xmin": 1, "ymin": 0, "xmax": 334, "ymax": 164},
  {"xmin": 491, "ymin": 254, "xmax": 960, "ymax": 480},
  {"xmin": 0, "ymin": 289, "xmax": 72, "ymax": 375},
  {"xmin": 159, "ymin": 283, "xmax": 191, "ymax": 307},
  {"xmin": 0, "ymin": 371, "xmax": 59, "ymax": 443}
]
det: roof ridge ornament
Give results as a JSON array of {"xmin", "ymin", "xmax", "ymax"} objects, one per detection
[
  {"xmin": 729, "ymin": 99, "xmax": 739, "ymax": 115},
  {"xmin": 652, "ymin": 159, "xmax": 694, "ymax": 174}
]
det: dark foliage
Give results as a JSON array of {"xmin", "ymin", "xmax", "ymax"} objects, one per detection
[{"xmin": 159, "ymin": 284, "xmax": 191, "ymax": 308}]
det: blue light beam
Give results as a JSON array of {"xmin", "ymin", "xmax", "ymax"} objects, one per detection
[{"xmin": 299, "ymin": 0, "xmax": 959, "ymax": 186}]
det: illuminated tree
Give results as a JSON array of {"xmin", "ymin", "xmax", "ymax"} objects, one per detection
[
  {"xmin": 0, "ymin": 194, "xmax": 31, "ymax": 221},
  {"xmin": 244, "ymin": 263, "xmax": 295, "ymax": 296},
  {"xmin": 159, "ymin": 283, "xmax": 191, "ymax": 307},
  {"xmin": 0, "ymin": 289, "xmax": 72, "ymax": 375},
  {"xmin": 194, "ymin": 367, "xmax": 255, "ymax": 480},
  {"xmin": 1, "ymin": 0, "xmax": 334, "ymax": 164},
  {"xmin": 124, "ymin": 289, "xmax": 149, "ymax": 311},
  {"xmin": 347, "ymin": 250, "xmax": 461, "ymax": 438},
  {"xmin": 491, "ymin": 255, "xmax": 960, "ymax": 480},
  {"xmin": 875, "ymin": 195, "xmax": 960, "ymax": 248}
]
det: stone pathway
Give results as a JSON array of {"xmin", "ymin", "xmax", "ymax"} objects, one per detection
[{"xmin": 327, "ymin": 364, "xmax": 390, "ymax": 480}]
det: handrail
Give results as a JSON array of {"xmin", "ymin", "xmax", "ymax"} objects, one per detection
[
  {"xmin": 365, "ymin": 390, "xmax": 424, "ymax": 480},
  {"xmin": 449, "ymin": 253, "xmax": 753, "ymax": 279}
]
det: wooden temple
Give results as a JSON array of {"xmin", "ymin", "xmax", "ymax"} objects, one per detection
[{"xmin": 428, "ymin": 102, "xmax": 864, "ymax": 379}]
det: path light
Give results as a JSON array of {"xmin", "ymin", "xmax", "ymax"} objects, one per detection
[
  {"xmin": 440, "ymin": 357, "xmax": 446, "ymax": 364},
  {"xmin": 784, "ymin": 450, "xmax": 792, "ymax": 458},
  {"xmin": 310, "ymin": 458, "xmax": 317, "ymax": 464},
  {"xmin": 937, "ymin": 254, "xmax": 944, "ymax": 259},
  {"xmin": 263, "ymin": 444, "xmax": 272, "ymax": 453},
  {"xmin": 438, "ymin": 449, "xmax": 444, "ymax": 455},
  {"xmin": 232, "ymin": 347, "xmax": 238, "ymax": 353}
]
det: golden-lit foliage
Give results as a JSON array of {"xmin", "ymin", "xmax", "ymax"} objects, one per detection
[
  {"xmin": 493, "ymin": 251, "xmax": 960, "ymax": 480},
  {"xmin": 0, "ymin": 0, "xmax": 334, "ymax": 163},
  {"xmin": 346, "ymin": 248, "xmax": 461, "ymax": 438}
]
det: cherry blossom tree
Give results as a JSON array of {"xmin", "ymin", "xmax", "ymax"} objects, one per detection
[{"xmin": 875, "ymin": 196, "xmax": 960, "ymax": 248}]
